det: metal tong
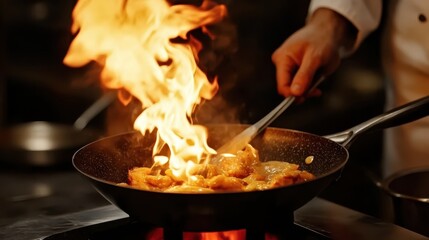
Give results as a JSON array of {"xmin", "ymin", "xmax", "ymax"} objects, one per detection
[{"xmin": 210, "ymin": 76, "xmax": 325, "ymax": 163}]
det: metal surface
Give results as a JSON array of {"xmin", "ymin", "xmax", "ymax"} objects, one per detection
[
  {"xmin": 0, "ymin": 92, "xmax": 116, "ymax": 167},
  {"xmin": 213, "ymin": 76, "xmax": 326, "ymax": 159},
  {"xmin": 380, "ymin": 167, "xmax": 429, "ymax": 237},
  {"xmin": 0, "ymin": 169, "xmax": 109, "ymax": 228},
  {"xmin": 212, "ymin": 96, "xmax": 295, "ymax": 158},
  {"xmin": 73, "ymin": 91, "xmax": 117, "ymax": 131},
  {"xmin": 325, "ymin": 95, "xmax": 429, "ymax": 148},
  {"xmin": 1, "ymin": 198, "xmax": 428, "ymax": 240},
  {"xmin": 0, "ymin": 121, "xmax": 100, "ymax": 166}
]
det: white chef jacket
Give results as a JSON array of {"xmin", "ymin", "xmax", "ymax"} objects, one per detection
[{"xmin": 309, "ymin": 0, "xmax": 429, "ymax": 177}]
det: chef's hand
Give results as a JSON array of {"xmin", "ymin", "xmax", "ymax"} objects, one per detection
[{"xmin": 272, "ymin": 8, "xmax": 357, "ymax": 97}]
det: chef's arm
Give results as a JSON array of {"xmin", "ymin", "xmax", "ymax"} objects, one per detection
[
  {"xmin": 272, "ymin": 0, "xmax": 382, "ymax": 97},
  {"xmin": 309, "ymin": 0, "xmax": 382, "ymax": 54}
]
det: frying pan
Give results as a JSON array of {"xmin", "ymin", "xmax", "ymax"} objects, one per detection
[
  {"xmin": 73, "ymin": 95, "xmax": 429, "ymax": 231},
  {"xmin": 0, "ymin": 92, "xmax": 116, "ymax": 167}
]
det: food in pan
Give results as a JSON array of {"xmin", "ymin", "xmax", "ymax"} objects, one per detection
[{"xmin": 120, "ymin": 144, "xmax": 315, "ymax": 192}]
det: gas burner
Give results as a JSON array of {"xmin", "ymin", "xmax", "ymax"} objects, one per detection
[
  {"xmin": 1, "ymin": 198, "xmax": 426, "ymax": 240},
  {"xmin": 43, "ymin": 218, "xmax": 329, "ymax": 240}
]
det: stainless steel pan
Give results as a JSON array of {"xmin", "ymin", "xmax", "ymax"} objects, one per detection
[{"xmin": 0, "ymin": 92, "xmax": 116, "ymax": 167}]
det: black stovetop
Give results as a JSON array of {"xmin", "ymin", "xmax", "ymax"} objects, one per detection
[
  {"xmin": 2, "ymin": 198, "xmax": 427, "ymax": 240},
  {"xmin": 43, "ymin": 217, "xmax": 329, "ymax": 240}
]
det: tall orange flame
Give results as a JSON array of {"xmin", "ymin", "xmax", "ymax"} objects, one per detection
[{"xmin": 64, "ymin": 0, "xmax": 227, "ymax": 180}]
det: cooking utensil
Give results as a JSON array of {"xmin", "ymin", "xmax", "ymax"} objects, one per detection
[
  {"xmin": 378, "ymin": 167, "xmax": 429, "ymax": 237},
  {"xmin": 212, "ymin": 76, "xmax": 326, "ymax": 162},
  {"xmin": 73, "ymin": 91, "xmax": 117, "ymax": 131},
  {"xmin": 72, "ymin": 95, "xmax": 429, "ymax": 231},
  {"xmin": 0, "ymin": 91, "xmax": 116, "ymax": 167}
]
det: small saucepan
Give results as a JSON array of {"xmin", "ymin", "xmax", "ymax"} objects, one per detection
[
  {"xmin": 380, "ymin": 167, "xmax": 429, "ymax": 237},
  {"xmin": 0, "ymin": 91, "xmax": 116, "ymax": 168}
]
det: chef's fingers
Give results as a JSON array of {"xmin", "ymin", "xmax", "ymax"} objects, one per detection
[
  {"xmin": 294, "ymin": 88, "xmax": 322, "ymax": 104},
  {"xmin": 273, "ymin": 55, "xmax": 298, "ymax": 97},
  {"xmin": 290, "ymin": 52, "xmax": 320, "ymax": 96}
]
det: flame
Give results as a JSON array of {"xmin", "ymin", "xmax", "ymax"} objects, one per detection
[
  {"xmin": 64, "ymin": 0, "xmax": 227, "ymax": 181},
  {"xmin": 146, "ymin": 228, "xmax": 279, "ymax": 240},
  {"xmin": 189, "ymin": 230, "xmax": 246, "ymax": 240}
]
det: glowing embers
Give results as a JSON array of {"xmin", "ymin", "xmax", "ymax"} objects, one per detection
[{"xmin": 147, "ymin": 228, "xmax": 280, "ymax": 240}]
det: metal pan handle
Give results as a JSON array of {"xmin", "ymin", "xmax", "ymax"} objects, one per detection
[{"xmin": 324, "ymin": 95, "xmax": 429, "ymax": 148}]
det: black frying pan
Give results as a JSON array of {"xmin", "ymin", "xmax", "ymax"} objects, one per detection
[{"xmin": 73, "ymin": 96, "xmax": 429, "ymax": 231}]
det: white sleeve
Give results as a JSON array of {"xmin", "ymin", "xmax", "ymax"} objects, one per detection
[{"xmin": 309, "ymin": 0, "xmax": 382, "ymax": 54}]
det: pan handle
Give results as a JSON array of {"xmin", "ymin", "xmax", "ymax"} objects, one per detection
[{"xmin": 324, "ymin": 95, "xmax": 429, "ymax": 148}]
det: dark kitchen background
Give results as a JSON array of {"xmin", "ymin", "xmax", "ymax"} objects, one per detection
[{"xmin": 0, "ymin": 0, "xmax": 389, "ymax": 230}]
